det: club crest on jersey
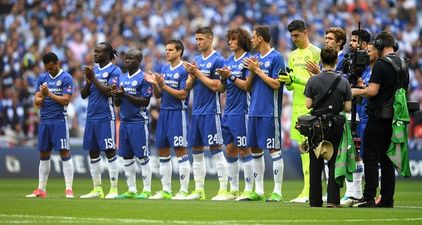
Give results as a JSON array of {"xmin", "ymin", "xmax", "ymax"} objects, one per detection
[
  {"xmin": 131, "ymin": 80, "xmax": 138, "ymax": 86},
  {"xmin": 206, "ymin": 62, "xmax": 212, "ymax": 68},
  {"xmin": 238, "ymin": 63, "xmax": 244, "ymax": 70},
  {"xmin": 56, "ymin": 80, "xmax": 62, "ymax": 86},
  {"xmin": 102, "ymin": 72, "xmax": 109, "ymax": 78},
  {"xmin": 305, "ymin": 56, "xmax": 310, "ymax": 61},
  {"xmin": 264, "ymin": 61, "xmax": 270, "ymax": 68},
  {"xmin": 174, "ymin": 73, "xmax": 179, "ymax": 79}
]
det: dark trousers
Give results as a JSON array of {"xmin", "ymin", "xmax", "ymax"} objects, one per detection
[
  {"xmin": 309, "ymin": 124, "xmax": 343, "ymax": 207},
  {"xmin": 363, "ymin": 117, "xmax": 395, "ymax": 205}
]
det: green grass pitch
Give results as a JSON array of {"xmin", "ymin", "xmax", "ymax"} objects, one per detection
[{"xmin": 0, "ymin": 178, "xmax": 421, "ymax": 224}]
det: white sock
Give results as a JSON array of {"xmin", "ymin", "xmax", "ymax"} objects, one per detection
[
  {"xmin": 227, "ymin": 156, "xmax": 239, "ymax": 192},
  {"xmin": 242, "ymin": 155, "xmax": 254, "ymax": 192},
  {"xmin": 192, "ymin": 152, "xmax": 205, "ymax": 190},
  {"xmin": 38, "ymin": 159, "xmax": 51, "ymax": 191},
  {"xmin": 139, "ymin": 157, "xmax": 151, "ymax": 192},
  {"xmin": 271, "ymin": 151, "xmax": 284, "ymax": 195},
  {"xmin": 324, "ymin": 160, "xmax": 329, "ymax": 183},
  {"xmin": 212, "ymin": 150, "xmax": 228, "ymax": 191},
  {"xmin": 378, "ymin": 163, "xmax": 381, "ymax": 189},
  {"xmin": 107, "ymin": 156, "xmax": 119, "ymax": 189},
  {"xmin": 345, "ymin": 179, "xmax": 354, "ymax": 197},
  {"xmin": 62, "ymin": 156, "xmax": 74, "ymax": 190},
  {"xmin": 159, "ymin": 156, "xmax": 172, "ymax": 193},
  {"xmin": 252, "ymin": 152, "xmax": 265, "ymax": 196},
  {"xmin": 353, "ymin": 160, "xmax": 363, "ymax": 199},
  {"xmin": 178, "ymin": 155, "xmax": 190, "ymax": 193},
  {"xmin": 124, "ymin": 159, "xmax": 137, "ymax": 193},
  {"xmin": 89, "ymin": 157, "xmax": 102, "ymax": 188}
]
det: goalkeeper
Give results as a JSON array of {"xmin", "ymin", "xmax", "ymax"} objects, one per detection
[{"xmin": 279, "ymin": 20, "xmax": 321, "ymax": 203}]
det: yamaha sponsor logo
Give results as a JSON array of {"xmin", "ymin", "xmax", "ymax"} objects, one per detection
[
  {"xmin": 201, "ymin": 69, "xmax": 211, "ymax": 76},
  {"xmin": 49, "ymin": 87, "xmax": 62, "ymax": 93},
  {"xmin": 165, "ymin": 80, "xmax": 179, "ymax": 86},
  {"xmin": 232, "ymin": 71, "xmax": 242, "ymax": 76}
]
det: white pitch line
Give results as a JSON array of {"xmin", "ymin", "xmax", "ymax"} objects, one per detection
[
  {"xmin": 395, "ymin": 205, "xmax": 422, "ymax": 209},
  {"xmin": 0, "ymin": 214, "xmax": 422, "ymax": 224}
]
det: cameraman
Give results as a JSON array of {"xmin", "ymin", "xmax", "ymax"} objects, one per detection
[
  {"xmin": 304, "ymin": 47, "xmax": 352, "ymax": 208},
  {"xmin": 351, "ymin": 31, "xmax": 408, "ymax": 208},
  {"xmin": 341, "ymin": 29, "xmax": 371, "ymax": 205}
]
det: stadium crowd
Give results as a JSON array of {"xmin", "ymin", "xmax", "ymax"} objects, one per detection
[{"xmin": 0, "ymin": 0, "xmax": 421, "ymax": 147}]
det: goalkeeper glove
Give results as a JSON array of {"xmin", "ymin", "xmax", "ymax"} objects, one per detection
[{"xmin": 278, "ymin": 73, "xmax": 292, "ymax": 84}]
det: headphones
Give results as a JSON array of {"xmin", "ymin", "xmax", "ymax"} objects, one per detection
[{"xmin": 373, "ymin": 38, "xmax": 399, "ymax": 52}]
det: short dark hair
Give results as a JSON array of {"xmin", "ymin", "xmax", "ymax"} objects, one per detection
[
  {"xmin": 195, "ymin": 27, "xmax": 213, "ymax": 36},
  {"xmin": 226, "ymin": 27, "xmax": 252, "ymax": 52},
  {"xmin": 375, "ymin": 31, "xmax": 395, "ymax": 48},
  {"xmin": 99, "ymin": 42, "xmax": 119, "ymax": 60},
  {"xmin": 42, "ymin": 52, "xmax": 59, "ymax": 64},
  {"xmin": 287, "ymin": 20, "xmax": 307, "ymax": 33},
  {"xmin": 166, "ymin": 39, "xmax": 184, "ymax": 57},
  {"xmin": 351, "ymin": 29, "xmax": 371, "ymax": 43},
  {"xmin": 254, "ymin": 25, "xmax": 271, "ymax": 43},
  {"xmin": 320, "ymin": 47, "xmax": 338, "ymax": 67},
  {"xmin": 126, "ymin": 49, "xmax": 143, "ymax": 63},
  {"xmin": 326, "ymin": 27, "xmax": 347, "ymax": 50}
]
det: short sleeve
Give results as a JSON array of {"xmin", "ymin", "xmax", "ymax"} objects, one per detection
[
  {"xmin": 304, "ymin": 76, "xmax": 315, "ymax": 98},
  {"xmin": 270, "ymin": 54, "xmax": 285, "ymax": 79},
  {"xmin": 369, "ymin": 59, "xmax": 383, "ymax": 85},
  {"xmin": 212, "ymin": 57, "xmax": 225, "ymax": 79},
  {"xmin": 141, "ymin": 79, "xmax": 153, "ymax": 98},
  {"xmin": 62, "ymin": 74, "xmax": 74, "ymax": 95},
  {"xmin": 179, "ymin": 69, "xmax": 188, "ymax": 90},
  {"xmin": 35, "ymin": 74, "xmax": 44, "ymax": 93},
  {"xmin": 343, "ymin": 79, "xmax": 352, "ymax": 101},
  {"xmin": 108, "ymin": 66, "xmax": 122, "ymax": 86}
]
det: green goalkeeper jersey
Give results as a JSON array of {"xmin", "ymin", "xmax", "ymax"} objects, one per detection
[{"xmin": 286, "ymin": 44, "xmax": 321, "ymax": 142}]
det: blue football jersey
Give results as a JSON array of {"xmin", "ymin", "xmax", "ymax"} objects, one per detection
[
  {"xmin": 36, "ymin": 69, "xmax": 74, "ymax": 120},
  {"xmin": 336, "ymin": 51, "xmax": 345, "ymax": 72},
  {"xmin": 357, "ymin": 66, "xmax": 371, "ymax": 122},
  {"xmin": 159, "ymin": 62, "xmax": 189, "ymax": 110},
  {"xmin": 85, "ymin": 63, "xmax": 121, "ymax": 121},
  {"xmin": 192, "ymin": 51, "xmax": 225, "ymax": 115},
  {"xmin": 248, "ymin": 48, "xmax": 285, "ymax": 117},
  {"xmin": 118, "ymin": 69, "xmax": 152, "ymax": 122},
  {"xmin": 224, "ymin": 52, "xmax": 251, "ymax": 115}
]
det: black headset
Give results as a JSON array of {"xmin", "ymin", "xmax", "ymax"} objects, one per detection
[{"xmin": 373, "ymin": 38, "xmax": 399, "ymax": 52}]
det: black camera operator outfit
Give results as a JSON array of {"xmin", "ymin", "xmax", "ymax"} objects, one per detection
[
  {"xmin": 361, "ymin": 53, "xmax": 408, "ymax": 207},
  {"xmin": 304, "ymin": 70, "xmax": 352, "ymax": 207}
]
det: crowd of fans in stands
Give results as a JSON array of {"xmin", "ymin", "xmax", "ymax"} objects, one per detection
[{"xmin": 0, "ymin": 0, "xmax": 421, "ymax": 147}]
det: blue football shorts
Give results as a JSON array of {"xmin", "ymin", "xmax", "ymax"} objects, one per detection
[
  {"xmin": 247, "ymin": 116, "xmax": 281, "ymax": 150},
  {"xmin": 83, "ymin": 120, "xmax": 116, "ymax": 151},
  {"xmin": 118, "ymin": 122, "xmax": 149, "ymax": 158},
  {"xmin": 188, "ymin": 114, "xmax": 223, "ymax": 147},
  {"xmin": 38, "ymin": 119, "xmax": 70, "ymax": 151},
  {"xmin": 155, "ymin": 109, "xmax": 188, "ymax": 148},
  {"xmin": 221, "ymin": 114, "xmax": 248, "ymax": 147}
]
